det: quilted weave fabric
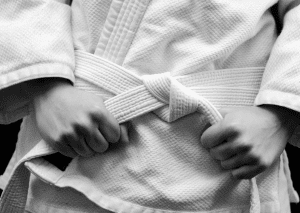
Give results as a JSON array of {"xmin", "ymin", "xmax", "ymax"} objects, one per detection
[{"xmin": 1, "ymin": 0, "xmax": 300, "ymax": 212}]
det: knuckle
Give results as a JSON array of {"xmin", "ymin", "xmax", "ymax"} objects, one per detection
[
  {"xmin": 90, "ymin": 104, "xmax": 101, "ymax": 113},
  {"xmin": 246, "ymin": 153, "xmax": 260, "ymax": 166},
  {"xmin": 56, "ymin": 129, "xmax": 74, "ymax": 142},
  {"xmin": 250, "ymin": 153, "xmax": 260, "ymax": 163},
  {"xmin": 89, "ymin": 103, "xmax": 106, "ymax": 115},
  {"xmin": 223, "ymin": 120, "xmax": 240, "ymax": 135},
  {"xmin": 60, "ymin": 128, "xmax": 78, "ymax": 141},
  {"xmin": 257, "ymin": 158, "xmax": 269, "ymax": 171},
  {"xmin": 236, "ymin": 138, "xmax": 251, "ymax": 151},
  {"xmin": 64, "ymin": 129, "xmax": 77, "ymax": 138},
  {"xmin": 249, "ymin": 152, "xmax": 269, "ymax": 169},
  {"xmin": 73, "ymin": 119, "xmax": 93, "ymax": 133},
  {"xmin": 77, "ymin": 117, "xmax": 92, "ymax": 128},
  {"xmin": 92, "ymin": 108, "xmax": 105, "ymax": 121},
  {"xmin": 55, "ymin": 136, "xmax": 64, "ymax": 146}
]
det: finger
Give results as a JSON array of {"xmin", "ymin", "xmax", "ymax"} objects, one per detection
[
  {"xmin": 231, "ymin": 165, "xmax": 265, "ymax": 180},
  {"xmin": 220, "ymin": 152, "xmax": 255, "ymax": 170},
  {"xmin": 86, "ymin": 130, "xmax": 109, "ymax": 153},
  {"xmin": 65, "ymin": 132, "xmax": 94, "ymax": 157},
  {"xmin": 73, "ymin": 137, "xmax": 94, "ymax": 157},
  {"xmin": 54, "ymin": 141, "xmax": 77, "ymax": 158},
  {"xmin": 201, "ymin": 121, "xmax": 228, "ymax": 149},
  {"xmin": 93, "ymin": 110, "xmax": 121, "ymax": 143},
  {"xmin": 119, "ymin": 124, "xmax": 130, "ymax": 143},
  {"xmin": 209, "ymin": 141, "xmax": 249, "ymax": 161}
]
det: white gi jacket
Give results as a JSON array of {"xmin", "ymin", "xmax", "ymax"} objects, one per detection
[{"xmin": 1, "ymin": 0, "xmax": 300, "ymax": 212}]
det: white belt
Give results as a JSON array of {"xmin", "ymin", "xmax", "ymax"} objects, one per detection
[{"xmin": 0, "ymin": 50, "xmax": 264, "ymax": 213}]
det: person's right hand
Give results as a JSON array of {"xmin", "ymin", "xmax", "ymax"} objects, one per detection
[{"xmin": 31, "ymin": 78, "xmax": 128, "ymax": 158}]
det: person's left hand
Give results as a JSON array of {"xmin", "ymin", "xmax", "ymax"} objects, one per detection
[{"xmin": 201, "ymin": 105, "xmax": 298, "ymax": 179}]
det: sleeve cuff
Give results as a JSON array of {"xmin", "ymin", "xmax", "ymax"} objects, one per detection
[{"xmin": 0, "ymin": 63, "xmax": 75, "ymax": 124}]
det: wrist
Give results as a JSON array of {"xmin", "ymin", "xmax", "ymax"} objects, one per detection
[
  {"xmin": 25, "ymin": 78, "xmax": 73, "ymax": 107},
  {"xmin": 258, "ymin": 104, "xmax": 300, "ymax": 134}
]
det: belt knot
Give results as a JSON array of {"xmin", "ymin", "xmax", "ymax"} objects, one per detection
[{"xmin": 143, "ymin": 72, "xmax": 221, "ymax": 123}]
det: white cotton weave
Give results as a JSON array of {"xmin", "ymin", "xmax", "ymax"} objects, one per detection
[
  {"xmin": 1, "ymin": 51, "xmax": 264, "ymax": 212},
  {"xmin": 1, "ymin": 0, "xmax": 300, "ymax": 212}
]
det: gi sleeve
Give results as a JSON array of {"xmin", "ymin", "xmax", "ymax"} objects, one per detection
[
  {"xmin": 255, "ymin": 0, "xmax": 300, "ymax": 147},
  {"xmin": 0, "ymin": 0, "xmax": 74, "ymax": 124}
]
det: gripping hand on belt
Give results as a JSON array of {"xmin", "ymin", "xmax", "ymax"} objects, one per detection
[
  {"xmin": 201, "ymin": 105, "xmax": 299, "ymax": 179},
  {"xmin": 30, "ymin": 78, "xmax": 129, "ymax": 158}
]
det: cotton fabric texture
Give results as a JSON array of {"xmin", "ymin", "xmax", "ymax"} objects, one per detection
[{"xmin": 0, "ymin": 0, "xmax": 300, "ymax": 212}]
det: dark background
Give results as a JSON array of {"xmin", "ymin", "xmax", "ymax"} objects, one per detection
[{"xmin": 0, "ymin": 120, "xmax": 300, "ymax": 212}]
